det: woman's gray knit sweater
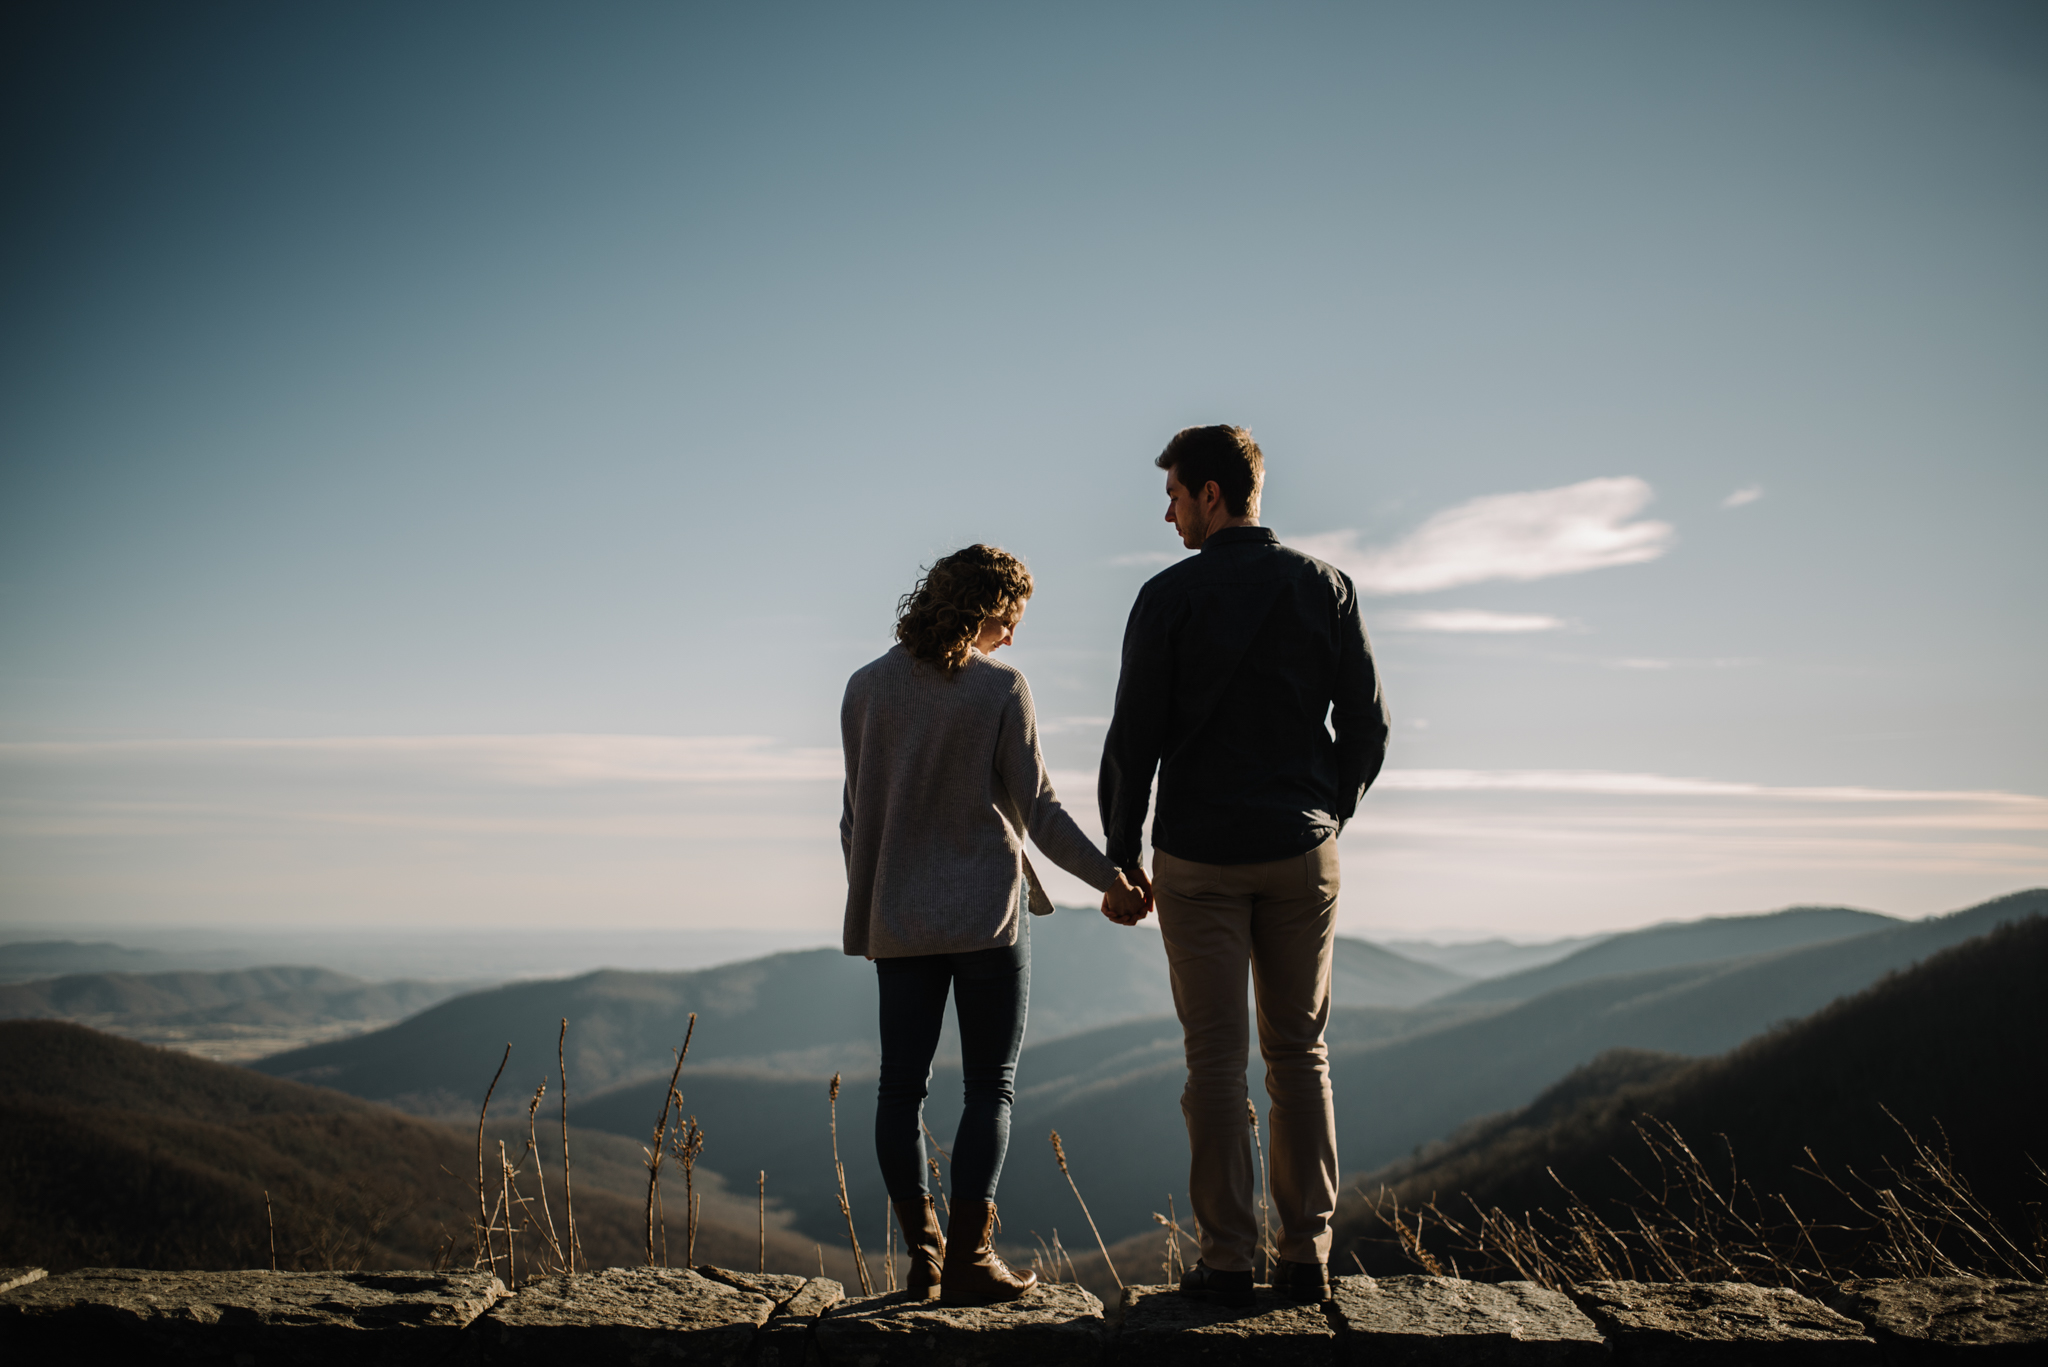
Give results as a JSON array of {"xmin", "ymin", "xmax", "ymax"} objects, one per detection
[{"xmin": 840, "ymin": 644, "xmax": 1120, "ymax": 958}]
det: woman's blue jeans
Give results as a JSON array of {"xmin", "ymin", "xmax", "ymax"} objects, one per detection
[{"xmin": 873, "ymin": 921, "xmax": 1029, "ymax": 1204}]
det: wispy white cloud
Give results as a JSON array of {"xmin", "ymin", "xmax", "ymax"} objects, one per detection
[
  {"xmin": 1722, "ymin": 485, "xmax": 1763, "ymax": 508},
  {"xmin": 1609, "ymin": 657, "xmax": 1674, "ymax": 670},
  {"xmin": 1294, "ymin": 477, "xmax": 1674, "ymax": 595},
  {"xmin": 1377, "ymin": 609, "xmax": 1568, "ymax": 634}
]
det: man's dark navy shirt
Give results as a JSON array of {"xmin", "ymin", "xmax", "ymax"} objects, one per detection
[{"xmin": 1099, "ymin": 525, "xmax": 1391, "ymax": 869}]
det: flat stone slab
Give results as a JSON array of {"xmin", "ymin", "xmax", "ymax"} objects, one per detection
[
  {"xmin": 816, "ymin": 1280, "xmax": 1105, "ymax": 1365},
  {"xmin": 472, "ymin": 1266, "xmax": 773, "ymax": 1365},
  {"xmin": 0, "ymin": 1268, "xmax": 45, "ymax": 1295},
  {"xmin": 1116, "ymin": 1283, "xmax": 1335, "ymax": 1366},
  {"xmin": 1332, "ymin": 1273, "xmax": 1606, "ymax": 1365},
  {"xmin": 698, "ymin": 1265, "xmax": 846, "ymax": 1366},
  {"xmin": 696, "ymin": 1265, "xmax": 844, "ymax": 1318},
  {"xmin": 1825, "ymin": 1278, "xmax": 2048, "ymax": 1362},
  {"xmin": 0, "ymin": 1268, "xmax": 504, "ymax": 1364},
  {"xmin": 1570, "ymin": 1281, "xmax": 1877, "ymax": 1366}
]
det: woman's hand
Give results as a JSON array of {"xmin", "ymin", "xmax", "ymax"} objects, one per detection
[{"xmin": 1100, "ymin": 871, "xmax": 1151, "ymax": 926}]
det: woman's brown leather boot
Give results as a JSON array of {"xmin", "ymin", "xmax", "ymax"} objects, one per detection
[
  {"xmin": 892, "ymin": 1195, "xmax": 945, "ymax": 1299},
  {"xmin": 939, "ymin": 1198, "xmax": 1038, "ymax": 1305}
]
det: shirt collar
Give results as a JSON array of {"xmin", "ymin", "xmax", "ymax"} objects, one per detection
[{"xmin": 1200, "ymin": 525, "xmax": 1278, "ymax": 552}]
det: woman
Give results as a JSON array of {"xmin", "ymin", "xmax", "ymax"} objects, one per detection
[{"xmin": 840, "ymin": 544, "xmax": 1147, "ymax": 1304}]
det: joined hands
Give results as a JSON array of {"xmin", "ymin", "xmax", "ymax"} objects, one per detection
[{"xmin": 1100, "ymin": 866, "xmax": 1153, "ymax": 925}]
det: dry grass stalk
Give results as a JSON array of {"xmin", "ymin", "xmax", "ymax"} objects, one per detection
[
  {"xmin": 656, "ymin": 1172, "xmax": 669, "ymax": 1267},
  {"xmin": 923, "ymin": 1120, "xmax": 952, "ymax": 1222},
  {"xmin": 264, "ymin": 1190, "xmax": 276, "ymax": 1273},
  {"xmin": 1797, "ymin": 1111, "xmax": 2046, "ymax": 1283},
  {"xmin": 1349, "ymin": 1113, "xmax": 2042, "ymax": 1293},
  {"xmin": 644, "ymin": 1014, "xmax": 697, "ymax": 1267},
  {"xmin": 1369, "ymin": 1190, "xmax": 1447, "ymax": 1276},
  {"xmin": 522, "ymin": 1082, "xmax": 566, "ymax": 1272},
  {"xmin": 1049, "ymin": 1130, "xmax": 1122, "ymax": 1288},
  {"xmin": 1153, "ymin": 1196, "xmax": 1189, "ymax": 1284},
  {"xmin": 1030, "ymin": 1231, "xmax": 1054, "ymax": 1280},
  {"xmin": 758, "ymin": 1170, "xmax": 766, "ymax": 1273},
  {"xmin": 1051, "ymin": 1228, "xmax": 1079, "ymax": 1284},
  {"xmin": 1249, "ymin": 1099, "xmax": 1275, "ymax": 1280},
  {"xmin": 559, "ymin": 1018, "xmax": 579, "ymax": 1275},
  {"xmin": 670, "ymin": 1105, "xmax": 706, "ymax": 1267},
  {"xmin": 499, "ymin": 1140, "xmax": 517, "ymax": 1287},
  {"xmin": 828, "ymin": 1072, "xmax": 874, "ymax": 1294},
  {"xmin": 883, "ymin": 1204, "xmax": 897, "ymax": 1292},
  {"xmin": 475, "ymin": 1042, "xmax": 511, "ymax": 1271}
]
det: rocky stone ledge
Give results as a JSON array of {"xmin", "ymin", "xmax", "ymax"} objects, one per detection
[
  {"xmin": 469, "ymin": 1266, "xmax": 775, "ymax": 1365},
  {"xmin": 1825, "ymin": 1277, "xmax": 2048, "ymax": 1364},
  {"xmin": 1333, "ymin": 1273, "xmax": 1606, "ymax": 1365},
  {"xmin": 0, "ymin": 1266, "xmax": 2041, "ymax": 1364},
  {"xmin": 0, "ymin": 1267, "xmax": 505, "ymax": 1364},
  {"xmin": 1568, "ymin": 1280, "xmax": 1877, "ymax": 1365},
  {"xmin": 699, "ymin": 1266, "xmax": 846, "ymax": 1367},
  {"xmin": 817, "ymin": 1280, "xmax": 1106, "ymax": 1365},
  {"xmin": 1116, "ymin": 1283, "xmax": 1333, "ymax": 1365}
]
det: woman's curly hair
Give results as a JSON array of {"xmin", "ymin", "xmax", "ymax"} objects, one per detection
[{"xmin": 895, "ymin": 544, "xmax": 1034, "ymax": 676}]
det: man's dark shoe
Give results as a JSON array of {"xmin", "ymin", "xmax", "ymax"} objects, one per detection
[
  {"xmin": 1177, "ymin": 1261, "xmax": 1256, "ymax": 1308},
  {"xmin": 1273, "ymin": 1258, "xmax": 1330, "ymax": 1303}
]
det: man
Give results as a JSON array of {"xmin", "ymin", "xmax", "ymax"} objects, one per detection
[{"xmin": 1099, "ymin": 425, "xmax": 1389, "ymax": 1306}]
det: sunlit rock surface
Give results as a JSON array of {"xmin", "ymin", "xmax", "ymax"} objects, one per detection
[
  {"xmin": 1826, "ymin": 1278, "xmax": 2048, "ymax": 1363},
  {"xmin": 1332, "ymin": 1273, "xmax": 1606, "ymax": 1365}
]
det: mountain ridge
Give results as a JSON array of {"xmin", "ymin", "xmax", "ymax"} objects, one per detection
[
  {"xmin": 250, "ymin": 911, "xmax": 1467, "ymax": 1106},
  {"xmin": 1330, "ymin": 908, "xmax": 2048, "ymax": 1275},
  {"xmin": 1436, "ymin": 904, "xmax": 1899, "ymax": 1004}
]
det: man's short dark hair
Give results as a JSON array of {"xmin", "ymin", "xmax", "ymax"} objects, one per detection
[{"xmin": 1156, "ymin": 425, "xmax": 1264, "ymax": 518}]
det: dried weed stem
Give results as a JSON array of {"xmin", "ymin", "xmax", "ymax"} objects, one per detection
[
  {"xmin": 475, "ymin": 1043, "xmax": 511, "ymax": 1272},
  {"xmin": 829, "ymin": 1072, "xmax": 874, "ymax": 1294},
  {"xmin": 643, "ymin": 1014, "xmax": 697, "ymax": 1267},
  {"xmin": 559, "ymin": 1018, "xmax": 579, "ymax": 1275},
  {"xmin": 1050, "ymin": 1129, "xmax": 1122, "ymax": 1288}
]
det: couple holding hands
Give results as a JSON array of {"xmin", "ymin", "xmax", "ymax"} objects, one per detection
[{"xmin": 840, "ymin": 424, "xmax": 1390, "ymax": 1307}]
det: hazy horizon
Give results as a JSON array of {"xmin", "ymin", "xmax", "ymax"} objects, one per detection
[{"xmin": 11, "ymin": 888, "xmax": 2037, "ymax": 988}]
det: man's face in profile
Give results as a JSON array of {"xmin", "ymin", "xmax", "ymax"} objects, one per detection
[{"xmin": 1164, "ymin": 467, "xmax": 1218, "ymax": 550}]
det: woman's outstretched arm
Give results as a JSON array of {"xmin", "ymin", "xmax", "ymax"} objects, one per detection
[{"xmin": 992, "ymin": 675, "xmax": 1122, "ymax": 894}]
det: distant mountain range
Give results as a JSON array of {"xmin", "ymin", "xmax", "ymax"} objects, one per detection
[
  {"xmin": 244, "ymin": 890, "xmax": 2044, "ymax": 1254},
  {"xmin": 1435, "ymin": 904, "xmax": 1897, "ymax": 1004},
  {"xmin": 1378, "ymin": 933, "xmax": 1609, "ymax": 979},
  {"xmin": 0, "ymin": 940, "xmax": 173, "ymax": 982},
  {"xmin": 0, "ymin": 929, "xmax": 839, "ymax": 983},
  {"xmin": 0, "ymin": 966, "xmax": 491, "ymax": 1061},
  {"xmin": 249, "ymin": 910, "xmax": 1469, "ymax": 1112}
]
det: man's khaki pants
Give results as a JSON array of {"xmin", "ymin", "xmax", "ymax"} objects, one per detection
[{"xmin": 1154, "ymin": 837, "xmax": 1340, "ymax": 1272}]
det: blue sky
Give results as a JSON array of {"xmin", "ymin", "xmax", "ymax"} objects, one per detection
[{"xmin": 3, "ymin": 2, "xmax": 2044, "ymax": 946}]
